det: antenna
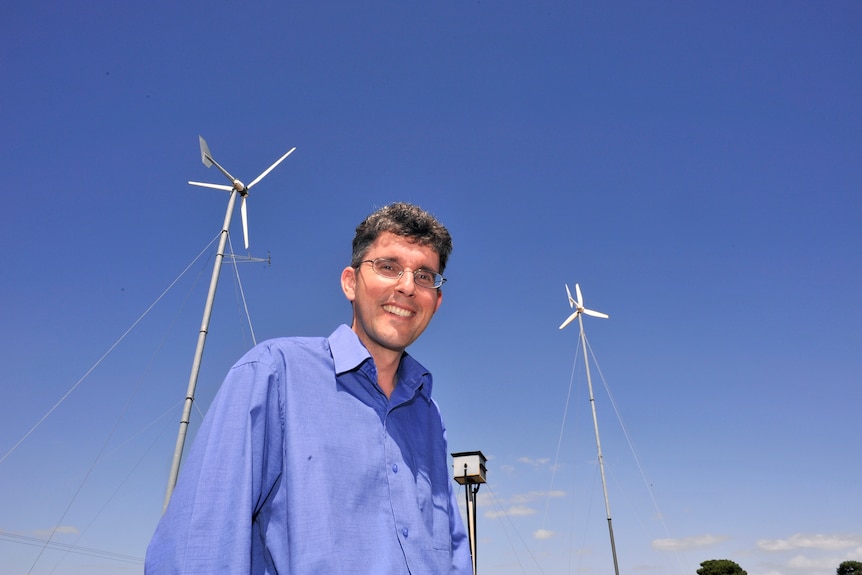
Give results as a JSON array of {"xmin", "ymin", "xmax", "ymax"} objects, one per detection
[
  {"xmin": 163, "ymin": 136, "xmax": 295, "ymax": 511},
  {"xmin": 558, "ymin": 283, "xmax": 618, "ymax": 575}
]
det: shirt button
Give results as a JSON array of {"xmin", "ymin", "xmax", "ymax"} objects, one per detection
[
  {"xmin": 392, "ymin": 464, "xmax": 398, "ymax": 473},
  {"xmin": 402, "ymin": 527, "xmax": 409, "ymax": 538}
]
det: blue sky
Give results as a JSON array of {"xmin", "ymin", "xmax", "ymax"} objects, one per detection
[{"xmin": 2, "ymin": 2, "xmax": 860, "ymax": 574}]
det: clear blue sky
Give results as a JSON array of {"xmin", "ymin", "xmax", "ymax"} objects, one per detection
[{"xmin": 2, "ymin": 2, "xmax": 860, "ymax": 574}]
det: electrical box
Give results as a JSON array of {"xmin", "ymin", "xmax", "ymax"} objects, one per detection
[{"xmin": 452, "ymin": 451, "xmax": 487, "ymax": 485}]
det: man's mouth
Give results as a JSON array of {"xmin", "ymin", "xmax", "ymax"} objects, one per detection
[{"xmin": 383, "ymin": 304, "xmax": 414, "ymax": 318}]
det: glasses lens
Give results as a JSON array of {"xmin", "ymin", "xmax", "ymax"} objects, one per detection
[
  {"xmin": 369, "ymin": 258, "xmax": 443, "ymax": 288},
  {"xmin": 413, "ymin": 270, "xmax": 441, "ymax": 288},
  {"xmin": 371, "ymin": 258, "xmax": 403, "ymax": 279}
]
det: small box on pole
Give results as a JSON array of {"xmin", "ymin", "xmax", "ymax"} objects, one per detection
[{"xmin": 452, "ymin": 451, "xmax": 487, "ymax": 485}]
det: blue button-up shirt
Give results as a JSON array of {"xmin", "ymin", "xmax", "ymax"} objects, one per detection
[{"xmin": 146, "ymin": 325, "xmax": 472, "ymax": 574}]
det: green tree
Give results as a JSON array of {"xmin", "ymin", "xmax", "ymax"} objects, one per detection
[
  {"xmin": 697, "ymin": 559, "xmax": 747, "ymax": 575},
  {"xmin": 838, "ymin": 560, "xmax": 862, "ymax": 575}
]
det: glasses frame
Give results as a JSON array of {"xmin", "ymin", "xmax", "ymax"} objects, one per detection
[{"xmin": 358, "ymin": 258, "xmax": 446, "ymax": 289}]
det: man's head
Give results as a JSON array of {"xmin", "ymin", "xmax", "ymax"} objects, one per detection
[
  {"xmin": 341, "ymin": 203, "xmax": 452, "ymax": 363},
  {"xmin": 350, "ymin": 202, "xmax": 453, "ymax": 275}
]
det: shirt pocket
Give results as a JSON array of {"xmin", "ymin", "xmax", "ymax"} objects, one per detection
[{"xmin": 416, "ymin": 466, "xmax": 453, "ymax": 553}]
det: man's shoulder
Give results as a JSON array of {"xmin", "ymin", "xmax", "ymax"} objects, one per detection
[
  {"xmin": 225, "ymin": 336, "xmax": 331, "ymax": 374},
  {"xmin": 246, "ymin": 326, "xmax": 353, "ymax": 357},
  {"xmin": 246, "ymin": 335, "xmax": 331, "ymax": 360},
  {"xmin": 230, "ymin": 325, "xmax": 364, "ymax": 376}
]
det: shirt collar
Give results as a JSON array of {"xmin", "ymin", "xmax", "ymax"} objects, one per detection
[
  {"xmin": 328, "ymin": 324, "xmax": 434, "ymax": 400},
  {"xmin": 329, "ymin": 324, "xmax": 371, "ymax": 375}
]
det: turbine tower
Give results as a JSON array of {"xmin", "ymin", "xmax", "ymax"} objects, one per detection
[
  {"xmin": 163, "ymin": 136, "xmax": 295, "ymax": 510},
  {"xmin": 558, "ymin": 283, "xmax": 618, "ymax": 575}
]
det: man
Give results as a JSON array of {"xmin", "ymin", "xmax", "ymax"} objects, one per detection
[{"xmin": 146, "ymin": 202, "xmax": 472, "ymax": 574}]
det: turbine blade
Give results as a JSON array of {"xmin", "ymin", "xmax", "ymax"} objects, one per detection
[
  {"xmin": 188, "ymin": 181, "xmax": 234, "ymax": 191},
  {"xmin": 565, "ymin": 284, "xmax": 575, "ymax": 308},
  {"xmin": 559, "ymin": 311, "xmax": 580, "ymax": 330},
  {"xmin": 198, "ymin": 136, "xmax": 213, "ymax": 168},
  {"xmin": 247, "ymin": 147, "xmax": 296, "ymax": 189},
  {"xmin": 575, "ymin": 283, "xmax": 584, "ymax": 308},
  {"xmin": 583, "ymin": 308, "xmax": 609, "ymax": 319},
  {"xmin": 241, "ymin": 196, "xmax": 249, "ymax": 249}
]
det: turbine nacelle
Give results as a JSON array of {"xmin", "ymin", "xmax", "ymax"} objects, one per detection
[
  {"xmin": 558, "ymin": 282, "xmax": 609, "ymax": 330},
  {"xmin": 188, "ymin": 136, "xmax": 295, "ymax": 250}
]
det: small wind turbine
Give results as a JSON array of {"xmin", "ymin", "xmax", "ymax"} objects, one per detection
[
  {"xmin": 559, "ymin": 283, "xmax": 609, "ymax": 330},
  {"xmin": 558, "ymin": 283, "xmax": 619, "ymax": 575},
  {"xmin": 163, "ymin": 136, "xmax": 295, "ymax": 511},
  {"xmin": 189, "ymin": 136, "xmax": 296, "ymax": 249}
]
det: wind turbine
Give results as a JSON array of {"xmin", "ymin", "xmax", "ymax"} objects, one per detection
[
  {"xmin": 558, "ymin": 283, "xmax": 609, "ymax": 330},
  {"xmin": 558, "ymin": 283, "xmax": 619, "ymax": 575},
  {"xmin": 188, "ymin": 136, "xmax": 296, "ymax": 249},
  {"xmin": 163, "ymin": 136, "xmax": 295, "ymax": 511}
]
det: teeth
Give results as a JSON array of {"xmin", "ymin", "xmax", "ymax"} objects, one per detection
[{"xmin": 383, "ymin": 305, "xmax": 413, "ymax": 317}]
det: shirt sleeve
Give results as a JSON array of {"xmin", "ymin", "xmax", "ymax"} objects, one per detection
[{"xmin": 145, "ymin": 350, "xmax": 284, "ymax": 575}]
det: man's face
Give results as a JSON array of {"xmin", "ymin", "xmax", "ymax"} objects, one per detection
[{"xmin": 341, "ymin": 231, "xmax": 443, "ymax": 360}]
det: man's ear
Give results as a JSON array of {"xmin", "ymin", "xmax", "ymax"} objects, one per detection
[{"xmin": 341, "ymin": 266, "xmax": 357, "ymax": 302}]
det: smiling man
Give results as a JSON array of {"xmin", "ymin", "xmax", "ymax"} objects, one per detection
[{"xmin": 146, "ymin": 202, "xmax": 472, "ymax": 574}]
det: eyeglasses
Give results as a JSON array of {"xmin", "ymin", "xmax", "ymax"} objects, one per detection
[{"xmin": 359, "ymin": 258, "xmax": 446, "ymax": 289}]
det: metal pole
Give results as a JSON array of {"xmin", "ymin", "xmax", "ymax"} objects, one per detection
[
  {"xmin": 470, "ymin": 483, "xmax": 479, "ymax": 574},
  {"xmin": 162, "ymin": 188, "xmax": 239, "ymax": 511},
  {"xmin": 579, "ymin": 313, "xmax": 620, "ymax": 575},
  {"xmin": 463, "ymin": 467, "xmax": 478, "ymax": 574}
]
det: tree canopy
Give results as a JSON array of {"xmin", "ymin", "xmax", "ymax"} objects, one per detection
[
  {"xmin": 697, "ymin": 559, "xmax": 747, "ymax": 575},
  {"xmin": 838, "ymin": 560, "xmax": 862, "ymax": 575}
]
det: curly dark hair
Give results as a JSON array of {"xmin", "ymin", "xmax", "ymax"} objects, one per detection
[{"xmin": 351, "ymin": 202, "xmax": 453, "ymax": 273}]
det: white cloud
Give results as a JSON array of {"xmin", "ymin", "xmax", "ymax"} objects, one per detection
[
  {"xmin": 482, "ymin": 488, "xmax": 565, "ymax": 520},
  {"xmin": 651, "ymin": 534, "xmax": 728, "ymax": 551},
  {"xmin": 510, "ymin": 490, "xmax": 565, "ymax": 504},
  {"xmin": 759, "ymin": 539, "xmax": 793, "ymax": 552},
  {"xmin": 486, "ymin": 504, "xmax": 537, "ymax": 519},
  {"xmin": 758, "ymin": 533, "xmax": 862, "ymax": 552},
  {"xmin": 786, "ymin": 553, "xmax": 843, "ymax": 570},
  {"xmin": 534, "ymin": 529, "xmax": 555, "ymax": 540},
  {"xmin": 517, "ymin": 457, "xmax": 550, "ymax": 467}
]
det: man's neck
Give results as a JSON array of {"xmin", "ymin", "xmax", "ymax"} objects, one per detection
[
  {"xmin": 349, "ymin": 327, "xmax": 405, "ymax": 399},
  {"xmin": 372, "ymin": 350, "xmax": 402, "ymax": 399}
]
